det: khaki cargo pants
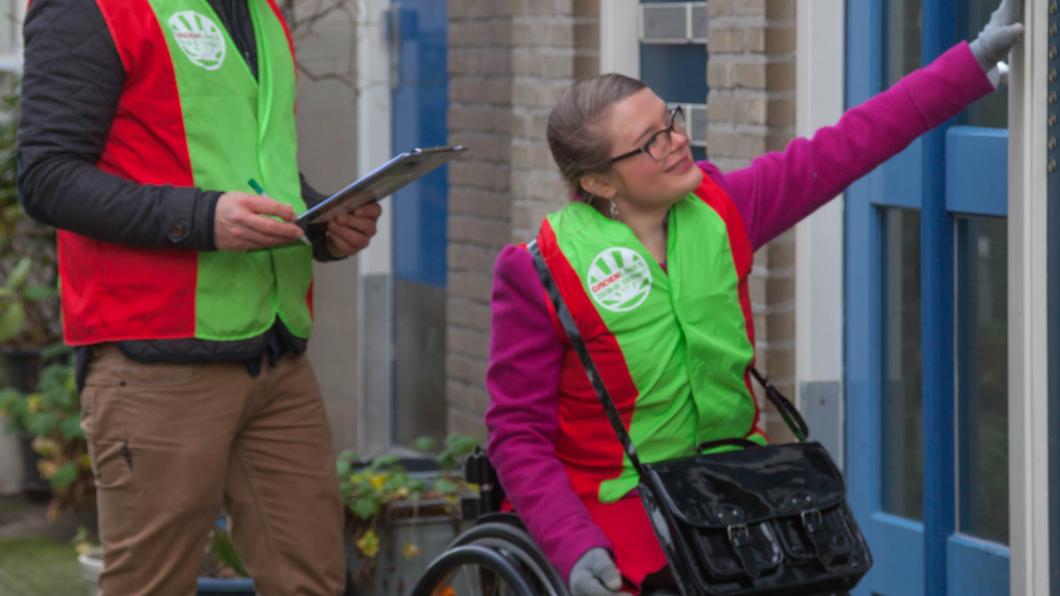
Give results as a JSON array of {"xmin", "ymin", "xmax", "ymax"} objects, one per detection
[{"xmin": 81, "ymin": 345, "xmax": 345, "ymax": 595}]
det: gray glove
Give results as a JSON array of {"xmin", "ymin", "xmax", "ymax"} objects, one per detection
[
  {"xmin": 568, "ymin": 548, "xmax": 629, "ymax": 596},
  {"xmin": 969, "ymin": 0, "xmax": 1025, "ymax": 72}
]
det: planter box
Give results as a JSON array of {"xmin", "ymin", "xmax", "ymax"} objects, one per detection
[
  {"xmin": 78, "ymin": 554, "xmax": 256, "ymax": 595},
  {"xmin": 347, "ymin": 498, "xmax": 469, "ymax": 596}
]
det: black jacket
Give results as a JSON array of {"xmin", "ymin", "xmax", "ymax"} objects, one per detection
[{"xmin": 17, "ymin": 0, "xmax": 335, "ymax": 367}]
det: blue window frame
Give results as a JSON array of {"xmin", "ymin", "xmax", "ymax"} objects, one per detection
[
  {"xmin": 638, "ymin": 0, "xmax": 708, "ymax": 160},
  {"xmin": 845, "ymin": 1, "xmax": 1010, "ymax": 594}
]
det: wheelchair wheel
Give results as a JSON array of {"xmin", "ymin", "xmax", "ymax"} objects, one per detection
[
  {"xmin": 449, "ymin": 522, "xmax": 568, "ymax": 596},
  {"xmin": 411, "ymin": 544, "xmax": 537, "ymax": 596}
]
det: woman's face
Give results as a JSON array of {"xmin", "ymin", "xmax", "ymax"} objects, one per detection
[{"xmin": 589, "ymin": 88, "xmax": 702, "ymax": 210}]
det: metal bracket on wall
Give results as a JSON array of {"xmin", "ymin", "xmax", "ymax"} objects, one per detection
[
  {"xmin": 639, "ymin": 2, "xmax": 708, "ymax": 44},
  {"xmin": 1048, "ymin": 1, "xmax": 1060, "ymax": 592},
  {"xmin": 1049, "ymin": 3, "xmax": 1059, "ymax": 352},
  {"xmin": 1051, "ymin": 1, "xmax": 1059, "ymax": 177}
]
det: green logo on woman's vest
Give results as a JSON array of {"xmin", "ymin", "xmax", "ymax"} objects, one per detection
[
  {"xmin": 169, "ymin": 11, "xmax": 226, "ymax": 71},
  {"xmin": 586, "ymin": 247, "xmax": 653, "ymax": 312}
]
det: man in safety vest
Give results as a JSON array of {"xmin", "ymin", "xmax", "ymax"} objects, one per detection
[{"xmin": 17, "ymin": 1, "xmax": 376, "ymax": 593}]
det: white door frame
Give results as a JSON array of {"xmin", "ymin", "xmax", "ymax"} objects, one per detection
[
  {"xmin": 1008, "ymin": 0, "xmax": 1051, "ymax": 593},
  {"xmin": 355, "ymin": 0, "xmax": 393, "ymax": 455},
  {"xmin": 794, "ymin": 0, "xmax": 846, "ymax": 468},
  {"xmin": 600, "ymin": 0, "xmax": 639, "ymax": 76}
]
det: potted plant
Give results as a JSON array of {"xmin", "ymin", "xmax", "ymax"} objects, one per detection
[
  {"xmin": 0, "ymin": 347, "xmax": 92, "ymax": 518},
  {"xmin": 74, "ymin": 520, "xmax": 256, "ymax": 596},
  {"xmin": 0, "ymin": 77, "xmax": 63, "ymax": 500},
  {"xmin": 0, "ymin": 76, "xmax": 61, "ymax": 356},
  {"xmin": 4, "ymin": 350, "xmax": 92, "ymax": 515},
  {"xmin": 341, "ymin": 434, "xmax": 479, "ymax": 595}
]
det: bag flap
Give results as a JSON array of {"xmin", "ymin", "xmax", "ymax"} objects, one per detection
[{"xmin": 642, "ymin": 442, "xmax": 846, "ymax": 529}]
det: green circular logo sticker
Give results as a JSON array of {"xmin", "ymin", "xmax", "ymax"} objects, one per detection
[
  {"xmin": 169, "ymin": 11, "xmax": 226, "ymax": 71},
  {"xmin": 586, "ymin": 247, "xmax": 653, "ymax": 313}
]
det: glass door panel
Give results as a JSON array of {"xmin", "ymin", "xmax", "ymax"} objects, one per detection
[
  {"xmin": 956, "ymin": 216, "xmax": 1009, "ymax": 545},
  {"xmin": 882, "ymin": 209, "xmax": 923, "ymax": 521}
]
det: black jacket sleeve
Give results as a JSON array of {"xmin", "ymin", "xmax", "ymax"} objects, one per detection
[
  {"xmin": 16, "ymin": 0, "xmax": 221, "ymax": 250},
  {"xmin": 300, "ymin": 175, "xmax": 344, "ymax": 262}
]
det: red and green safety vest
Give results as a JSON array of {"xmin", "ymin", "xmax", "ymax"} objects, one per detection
[
  {"xmin": 533, "ymin": 174, "xmax": 765, "ymax": 503},
  {"xmin": 58, "ymin": 0, "xmax": 312, "ymax": 346}
]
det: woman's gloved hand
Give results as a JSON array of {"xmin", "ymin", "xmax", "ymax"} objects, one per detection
[
  {"xmin": 969, "ymin": 0, "xmax": 1025, "ymax": 73},
  {"xmin": 568, "ymin": 548, "xmax": 630, "ymax": 596}
]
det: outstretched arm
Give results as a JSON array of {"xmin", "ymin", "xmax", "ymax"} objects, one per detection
[{"xmin": 721, "ymin": 0, "xmax": 1021, "ymax": 250}]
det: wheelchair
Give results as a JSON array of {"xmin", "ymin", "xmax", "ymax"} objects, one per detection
[
  {"xmin": 410, "ymin": 449, "xmax": 569, "ymax": 596},
  {"xmin": 410, "ymin": 451, "xmax": 688, "ymax": 596}
]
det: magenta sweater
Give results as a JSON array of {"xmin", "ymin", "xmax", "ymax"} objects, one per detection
[{"xmin": 484, "ymin": 42, "xmax": 994, "ymax": 583}]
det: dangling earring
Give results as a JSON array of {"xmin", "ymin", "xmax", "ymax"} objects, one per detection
[{"xmin": 609, "ymin": 200, "xmax": 620, "ymax": 220}]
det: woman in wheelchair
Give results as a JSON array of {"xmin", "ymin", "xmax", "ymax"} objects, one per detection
[{"xmin": 482, "ymin": 2, "xmax": 1020, "ymax": 594}]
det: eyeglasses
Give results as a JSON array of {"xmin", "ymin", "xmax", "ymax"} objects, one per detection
[{"xmin": 609, "ymin": 106, "xmax": 687, "ymax": 164}]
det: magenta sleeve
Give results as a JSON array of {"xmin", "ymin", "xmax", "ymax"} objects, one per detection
[
  {"xmin": 715, "ymin": 41, "xmax": 994, "ymax": 250},
  {"xmin": 485, "ymin": 244, "xmax": 613, "ymax": 581}
]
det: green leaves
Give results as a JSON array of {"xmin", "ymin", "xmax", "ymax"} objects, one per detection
[
  {"xmin": 21, "ymin": 284, "xmax": 56, "ymax": 302},
  {"xmin": 432, "ymin": 478, "xmax": 458, "ymax": 497},
  {"xmin": 351, "ymin": 495, "xmax": 381, "ymax": 520},
  {"xmin": 203, "ymin": 525, "xmax": 248, "ymax": 577},
  {"xmin": 0, "ymin": 79, "xmax": 60, "ymax": 349},
  {"xmin": 410, "ymin": 435, "xmax": 438, "ymax": 452},
  {"xmin": 437, "ymin": 433, "xmax": 479, "ymax": 472},
  {"xmin": 49, "ymin": 461, "xmax": 78, "ymax": 490},
  {"xmin": 5, "ymin": 257, "xmax": 30, "ymax": 290},
  {"xmin": 0, "ymin": 300, "xmax": 24, "ymax": 343},
  {"xmin": 3, "ymin": 350, "xmax": 93, "ymax": 515},
  {"xmin": 338, "ymin": 433, "xmax": 482, "ymax": 565}
]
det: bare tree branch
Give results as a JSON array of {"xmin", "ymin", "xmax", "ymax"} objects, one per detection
[{"xmin": 282, "ymin": 0, "xmax": 362, "ymax": 94}]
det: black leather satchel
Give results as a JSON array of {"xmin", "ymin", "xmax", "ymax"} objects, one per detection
[{"xmin": 529, "ymin": 241, "xmax": 872, "ymax": 596}]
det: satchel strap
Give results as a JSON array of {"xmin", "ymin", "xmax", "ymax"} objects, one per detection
[
  {"xmin": 528, "ymin": 240, "xmax": 810, "ymax": 462},
  {"xmin": 749, "ymin": 369, "xmax": 808, "ymax": 442}
]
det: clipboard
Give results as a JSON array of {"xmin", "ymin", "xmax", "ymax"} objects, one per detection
[{"xmin": 297, "ymin": 145, "xmax": 467, "ymax": 228}]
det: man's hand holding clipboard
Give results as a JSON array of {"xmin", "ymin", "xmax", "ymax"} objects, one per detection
[
  {"xmin": 298, "ymin": 145, "xmax": 466, "ymax": 258},
  {"xmin": 320, "ymin": 202, "xmax": 382, "ymax": 258}
]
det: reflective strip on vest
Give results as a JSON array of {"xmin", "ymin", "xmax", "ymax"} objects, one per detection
[{"xmin": 58, "ymin": 0, "xmax": 311, "ymax": 345}]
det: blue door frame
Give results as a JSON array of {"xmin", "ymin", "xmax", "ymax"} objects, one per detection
[
  {"xmin": 844, "ymin": 1, "xmax": 1009, "ymax": 594},
  {"xmin": 389, "ymin": 0, "xmax": 449, "ymax": 445},
  {"xmin": 391, "ymin": 0, "xmax": 448, "ymax": 288}
]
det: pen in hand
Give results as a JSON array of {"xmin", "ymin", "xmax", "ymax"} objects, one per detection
[{"xmin": 247, "ymin": 178, "xmax": 312, "ymax": 247}]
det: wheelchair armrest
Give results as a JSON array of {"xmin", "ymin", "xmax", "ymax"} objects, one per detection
[{"xmin": 462, "ymin": 449, "xmax": 507, "ymax": 518}]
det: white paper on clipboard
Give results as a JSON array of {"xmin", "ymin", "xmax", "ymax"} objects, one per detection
[{"xmin": 297, "ymin": 145, "xmax": 466, "ymax": 229}]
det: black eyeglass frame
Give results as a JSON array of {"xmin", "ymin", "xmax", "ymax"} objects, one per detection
[{"xmin": 608, "ymin": 106, "xmax": 686, "ymax": 165}]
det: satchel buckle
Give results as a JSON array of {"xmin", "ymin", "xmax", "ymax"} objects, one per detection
[
  {"xmin": 727, "ymin": 523, "xmax": 751, "ymax": 543},
  {"xmin": 726, "ymin": 524, "xmax": 763, "ymax": 581},
  {"xmin": 801, "ymin": 509, "xmax": 824, "ymax": 533},
  {"xmin": 799, "ymin": 508, "xmax": 850, "ymax": 570}
]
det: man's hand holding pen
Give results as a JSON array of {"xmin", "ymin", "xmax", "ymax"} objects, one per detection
[{"xmin": 214, "ymin": 190, "xmax": 306, "ymax": 251}]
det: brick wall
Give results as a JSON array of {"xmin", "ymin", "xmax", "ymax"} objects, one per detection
[
  {"xmin": 445, "ymin": 0, "xmax": 599, "ymax": 441},
  {"xmin": 446, "ymin": 1, "xmax": 514, "ymax": 441},
  {"xmin": 706, "ymin": 0, "xmax": 798, "ymax": 441}
]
